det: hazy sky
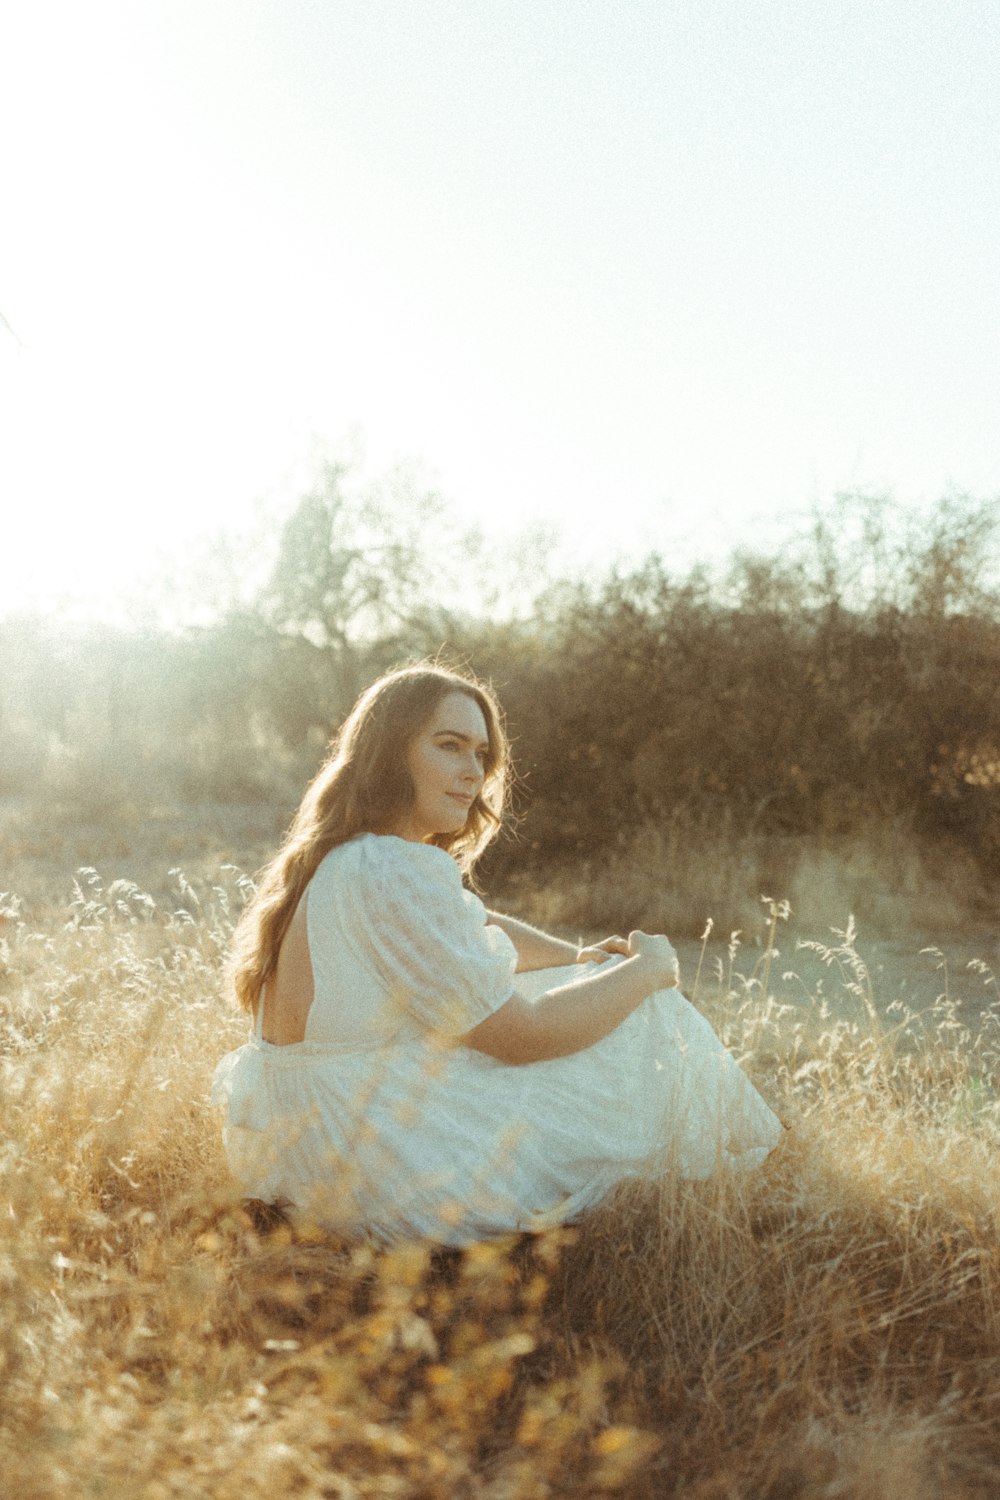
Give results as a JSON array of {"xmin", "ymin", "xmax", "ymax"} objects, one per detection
[{"xmin": 2, "ymin": 1, "xmax": 998, "ymax": 613}]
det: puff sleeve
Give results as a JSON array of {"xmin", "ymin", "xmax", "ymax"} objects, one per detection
[{"xmin": 343, "ymin": 836, "xmax": 518, "ymax": 1036}]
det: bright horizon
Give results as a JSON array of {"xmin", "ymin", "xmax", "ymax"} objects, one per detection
[{"xmin": 2, "ymin": 1, "xmax": 999, "ymax": 617}]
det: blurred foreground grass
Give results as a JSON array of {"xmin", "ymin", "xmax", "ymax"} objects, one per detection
[{"xmin": 4, "ymin": 862, "xmax": 1000, "ymax": 1498}]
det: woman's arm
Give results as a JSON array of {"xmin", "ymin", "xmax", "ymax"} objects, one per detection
[
  {"xmin": 486, "ymin": 909, "xmax": 630, "ymax": 972},
  {"xmin": 485, "ymin": 910, "xmax": 580, "ymax": 971},
  {"xmin": 462, "ymin": 931, "xmax": 679, "ymax": 1064}
]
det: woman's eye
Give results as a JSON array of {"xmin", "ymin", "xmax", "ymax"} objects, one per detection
[{"xmin": 437, "ymin": 739, "xmax": 486, "ymax": 764}]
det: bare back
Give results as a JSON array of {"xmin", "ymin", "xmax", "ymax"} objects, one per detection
[{"xmin": 260, "ymin": 893, "xmax": 315, "ymax": 1045}]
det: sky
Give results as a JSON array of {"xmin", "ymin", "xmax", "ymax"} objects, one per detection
[{"xmin": 2, "ymin": 0, "xmax": 999, "ymax": 617}]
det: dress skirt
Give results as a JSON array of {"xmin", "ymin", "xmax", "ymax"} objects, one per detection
[{"xmin": 211, "ymin": 959, "xmax": 783, "ymax": 1245}]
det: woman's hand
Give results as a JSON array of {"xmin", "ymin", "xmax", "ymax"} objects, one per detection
[
  {"xmin": 576, "ymin": 934, "xmax": 629, "ymax": 964},
  {"xmin": 627, "ymin": 930, "xmax": 680, "ymax": 989}
]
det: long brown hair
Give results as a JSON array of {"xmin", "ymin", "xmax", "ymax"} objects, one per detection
[{"xmin": 229, "ymin": 663, "xmax": 509, "ymax": 1016}]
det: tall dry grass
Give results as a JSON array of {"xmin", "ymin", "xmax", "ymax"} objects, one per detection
[
  {"xmin": 505, "ymin": 814, "xmax": 985, "ymax": 947},
  {"xmin": 4, "ymin": 870, "xmax": 1000, "ymax": 1497}
]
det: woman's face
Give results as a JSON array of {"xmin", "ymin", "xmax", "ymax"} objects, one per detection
[{"xmin": 393, "ymin": 691, "xmax": 490, "ymax": 843}]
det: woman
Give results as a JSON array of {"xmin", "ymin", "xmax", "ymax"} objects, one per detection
[{"xmin": 211, "ymin": 663, "xmax": 782, "ymax": 1243}]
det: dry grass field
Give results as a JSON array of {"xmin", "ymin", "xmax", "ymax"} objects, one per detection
[{"xmin": 4, "ymin": 827, "xmax": 1000, "ymax": 1497}]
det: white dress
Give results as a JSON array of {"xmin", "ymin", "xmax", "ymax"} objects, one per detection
[{"xmin": 210, "ymin": 834, "xmax": 782, "ymax": 1245}]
